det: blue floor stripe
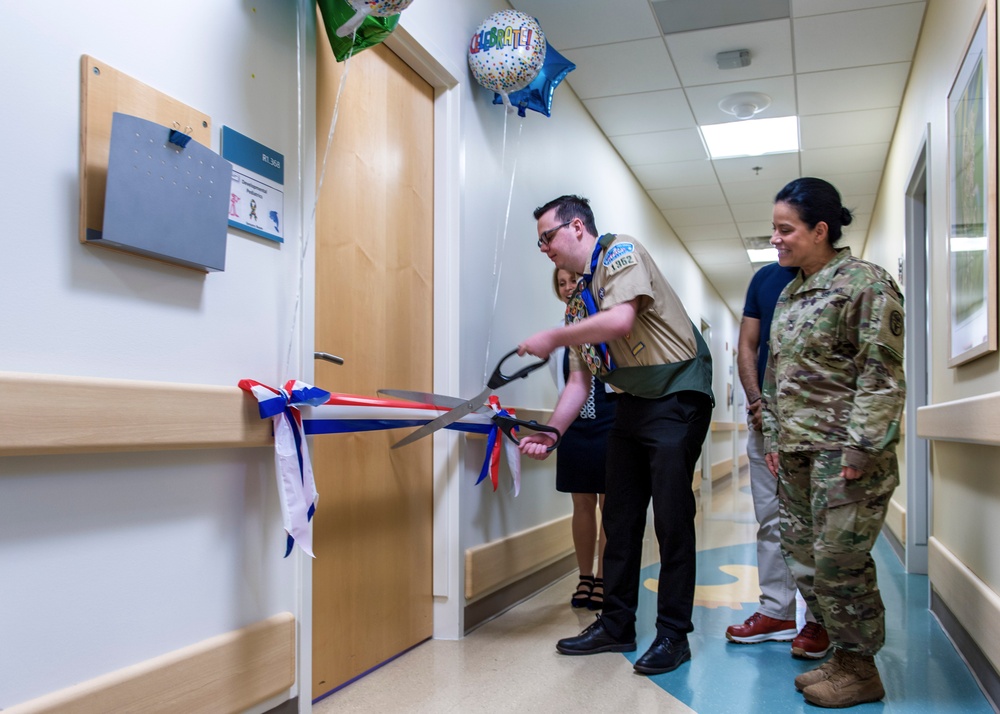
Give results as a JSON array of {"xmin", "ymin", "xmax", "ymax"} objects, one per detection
[{"xmin": 629, "ymin": 536, "xmax": 992, "ymax": 712}]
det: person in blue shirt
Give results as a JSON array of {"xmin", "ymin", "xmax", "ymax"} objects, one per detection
[{"xmin": 725, "ymin": 262, "xmax": 830, "ymax": 659}]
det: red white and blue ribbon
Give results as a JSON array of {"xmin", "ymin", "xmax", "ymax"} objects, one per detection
[
  {"xmin": 475, "ymin": 396, "xmax": 522, "ymax": 495},
  {"xmin": 240, "ymin": 381, "xmax": 524, "ymax": 556},
  {"xmin": 239, "ymin": 379, "xmax": 330, "ymax": 558}
]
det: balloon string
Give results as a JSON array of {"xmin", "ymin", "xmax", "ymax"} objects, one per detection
[
  {"xmin": 283, "ymin": 28, "xmax": 355, "ymax": 379},
  {"xmin": 482, "ymin": 111, "xmax": 524, "ymax": 383}
]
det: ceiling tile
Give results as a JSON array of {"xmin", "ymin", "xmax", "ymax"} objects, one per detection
[
  {"xmin": 721, "ymin": 179, "xmax": 784, "ymax": 204},
  {"xmin": 684, "ymin": 75, "xmax": 796, "ymax": 125},
  {"xmin": 793, "ymin": 4, "xmax": 926, "ymax": 73},
  {"xmin": 792, "ymin": 0, "xmax": 924, "ymax": 19},
  {"xmin": 691, "ymin": 246, "xmax": 752, "ymax": 266},
  {"xmin": 738, "ymin": 220, "xmax": 776, "ymax": 240},
  {"xmin": 509, "ymin": 0, "xmax": 660, "ymax": 50},
  {"xmin": 673, "ymin": 222, "xmax": 741, "ymax": 242},
  {"xmin": 797, "ymin": 63, "xmax": 911, "ymax": 115},
  {"xmin": 665, "ymin": 19, "xmax": 793, "ymax": 87},
  {"xmin": 653, "ymin": 0, "xmax": 790, "ymax": 34},
  {"xmin": 661, "ymin": 204, "xmax": 733, "ymax": 227},
  {"xmin": 817, "ymin": 170, "xmax": 883, "ymax": 196},
  {"xmin": 611, "ymin": 128, "xmax": 708, "ymax": 165},
  {"xmin": 729, "ymin": 202, "xmax": 772, "ymax": 224},
  {"xmin": 800, "ymin": 143, "xmax": 889, "ymax": 176},
  {"xmin": 632, "ymin": 160, "xmax": 718, "ymax": 189},
  {"xmin": 562, "ymin": 39, "xmax": 680, "ymax": 99},
  {"xmin": 584, "ymin": 89, "xmax": 695, "ymax": 136},
  {"xmin": 799, "ymin": 108, "xmax": 899, "ymax": 150},
  {"xmin": 686, "ymin": 237, "xmax": 748, "ymax": 255},
  {"xmin": 712, "ymin": 152, "xmax": 801, "ymax": 183},
  {"xmin": 648, "ymin": 184, "xmax": 728, "ymax": 210}
]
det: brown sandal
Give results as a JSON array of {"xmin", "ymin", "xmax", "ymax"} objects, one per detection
[{"xmin": 571, "ymin": 574, "xmax": 595, "ymax": 608}]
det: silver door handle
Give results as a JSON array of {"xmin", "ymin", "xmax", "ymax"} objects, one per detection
[{"xmin": 314, "ymin": 352, "xmax": 345, "ymax": 365}]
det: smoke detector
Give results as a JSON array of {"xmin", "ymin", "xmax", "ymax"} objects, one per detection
[{"xmin": 719, "ymin": 91, "xmax": 771, "ymax": 120}]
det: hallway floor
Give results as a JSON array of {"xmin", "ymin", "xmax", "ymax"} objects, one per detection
[{"xmin": 314, "ymin": 469, "xmax": 993, "ymax": 713}]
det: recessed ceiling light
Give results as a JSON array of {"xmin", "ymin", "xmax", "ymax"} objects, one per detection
[{"xmin": 700, "ymin": 116, "xmax": 799, "ymax": 159}]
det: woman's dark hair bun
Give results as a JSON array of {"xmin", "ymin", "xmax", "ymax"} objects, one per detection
[{"xmin": 840, "ymin": 206, "xmax": 854, "ymax": 227}]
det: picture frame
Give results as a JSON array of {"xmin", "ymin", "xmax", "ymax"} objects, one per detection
[{"xmin": 946, "ymin": 4, "xmax": 998, "ymax": 367}]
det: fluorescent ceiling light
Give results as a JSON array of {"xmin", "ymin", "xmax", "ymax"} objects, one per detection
[
  {"xmin": 700, "ymin": 116, "xmax": 799, "ymax": 159},
  {"xmin": 747, "ymin": 247, "xmax": 779, "ymax": 263}
]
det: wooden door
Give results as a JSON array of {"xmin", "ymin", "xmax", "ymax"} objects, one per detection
[{"xmin": 312, "ymin": 37, "xmax": 435, "ymax": 699}]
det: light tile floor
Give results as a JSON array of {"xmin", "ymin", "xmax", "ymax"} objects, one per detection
[{"xmin": 314, "ymin": 469, "xmax": 993, "ymax": 713}]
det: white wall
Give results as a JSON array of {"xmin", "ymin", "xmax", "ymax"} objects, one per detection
[
  {"xmin": 399, "ymin": 0, "xmax": 738, "ymax": 560},
  {"xmin": 868, "ymin": 0, "xmax": 1000, "ymax": 611},
  {"xmin": 0, "ymin": 1, "xmax": 307, "ymax": 709},
  {"xmin": 0, "ymin": 0, "xmax": 739, "ymax": 706}
]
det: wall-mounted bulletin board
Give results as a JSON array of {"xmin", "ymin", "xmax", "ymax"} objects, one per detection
[{"xmin": 79, "ymin": 55, "xmax": 216, "ymax": 265}]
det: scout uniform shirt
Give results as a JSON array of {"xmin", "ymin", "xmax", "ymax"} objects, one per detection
[
  {"xmin": 568, "ymin": 234, "xmax": 713, "ymax": 402},
  {"xmin": 762, "ymin": 247, "xmax": 906, "ymax": 473}
]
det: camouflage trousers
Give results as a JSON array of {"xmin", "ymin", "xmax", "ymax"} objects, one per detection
[{"xmin": 777, "ymin": 450, "xmax": 898, "ymax": 657}]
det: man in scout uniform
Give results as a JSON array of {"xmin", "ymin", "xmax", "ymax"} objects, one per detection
[{"xmin": 517, "ymin": 194, "xmax": 714, "ymax": 676}]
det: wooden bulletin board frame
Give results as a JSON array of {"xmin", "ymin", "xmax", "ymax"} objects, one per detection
[{"xmin": 79, "ymin": 54, "xmax": 213, "ymax": 245}]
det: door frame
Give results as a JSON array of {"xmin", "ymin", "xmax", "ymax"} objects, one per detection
[
  {"xmin": 903, "ymin": 125, "xmax": 931, "ymax": 575},
  {"xmin": 383, "ymin": 21, "xmax": 465, "ymax": 641}
]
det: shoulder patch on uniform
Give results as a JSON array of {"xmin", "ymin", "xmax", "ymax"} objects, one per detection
[
  {"xmin": 603, "ymin": 243, "xmax": 637, "ymax": 275},
  {"xmin": 874, "ymin": 292, "xmax": 905, "ymax": 358}
]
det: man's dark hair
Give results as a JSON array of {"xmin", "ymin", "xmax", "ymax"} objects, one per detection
[{"xmin": 533, "ymin": 195, "xmax": 599, "ymax": 236}]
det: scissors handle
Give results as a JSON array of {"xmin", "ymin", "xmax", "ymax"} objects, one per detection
[
  {"xmin": 492, "ymin": 414, "xmax": 562, "ymax": 453},
  {"xmin": 486, "ymin": 349, "xmax": 549, "ymax": 390}
]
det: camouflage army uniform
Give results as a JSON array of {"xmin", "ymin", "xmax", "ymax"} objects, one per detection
[{"xmin": 761, "ymin": 247, "xmax": 905, "ymax": 657}]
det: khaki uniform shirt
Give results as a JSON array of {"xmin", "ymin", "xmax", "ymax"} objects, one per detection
[{"xmin": 569, "ymin": 234, "xmax": 713, "ymax": 401}]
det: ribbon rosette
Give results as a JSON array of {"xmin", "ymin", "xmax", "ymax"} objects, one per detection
[
  {"xmin": 475, "ymin": 396, "xmax": 521, "ymax": 495},
  {"xmin": 239, "ymin": 379, "xmax": 330, "ymax": 558}
]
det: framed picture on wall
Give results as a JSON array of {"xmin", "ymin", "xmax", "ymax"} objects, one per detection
[{"xmin": 946, "ymin": 4, "xmax": 998, "ymax": 367}]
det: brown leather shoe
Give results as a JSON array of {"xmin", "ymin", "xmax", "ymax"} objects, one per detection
[
  {"xmin": 726, "ymin": 612, "xmax": 797, "ymax": 643},
  {"xmin": 791, "ymin": 622, "xmax": 831, "ymax": 659}
]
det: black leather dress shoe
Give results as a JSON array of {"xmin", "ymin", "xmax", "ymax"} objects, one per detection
[
  {"xmin": 633, "ymin": 636, "xmax": 691, "ymax": 674},
  {"xmin": 556, "ymin": 615, "xmax": 637, "ymax": 655}
]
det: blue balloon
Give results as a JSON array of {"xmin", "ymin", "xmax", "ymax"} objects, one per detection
[{"xmin": 493, "ymin": 46, "xmax": 576, "ymax": 118}]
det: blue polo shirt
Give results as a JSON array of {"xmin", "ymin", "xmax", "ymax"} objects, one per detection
[{"xmin": 743, "ymin": 262, "xmax": 798, "ymax": 391}]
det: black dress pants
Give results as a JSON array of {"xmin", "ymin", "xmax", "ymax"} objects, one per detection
[{"xmin": 598, "ymin": 390, "xmax": 713, "ymax": 642}]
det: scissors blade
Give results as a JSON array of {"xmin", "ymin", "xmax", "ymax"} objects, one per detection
[
  {"xmin": 391, "ymin": 387, "xmax": 490, "ymax": 448},
  {"xmin": 377, "ymin": 388, "xmax": 473, "ymax": 411}
]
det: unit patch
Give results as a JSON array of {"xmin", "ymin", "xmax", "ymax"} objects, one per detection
[{"xmin": 603, "ymin": 242, "xmax": 637, "ymax": 274}]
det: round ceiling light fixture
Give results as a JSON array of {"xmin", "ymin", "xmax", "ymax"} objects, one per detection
[{"xmin": 718, "ymin": 91, "xmax": 771, "ymax": 120}]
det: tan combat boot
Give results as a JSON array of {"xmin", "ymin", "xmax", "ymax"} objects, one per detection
[
  {"xmin": 794, "ymin": 650, "xmax": 841, "ymax": 691},
  {"xmin": 802, "ymin": 649, "xmax": 885, "ymax": 707}
]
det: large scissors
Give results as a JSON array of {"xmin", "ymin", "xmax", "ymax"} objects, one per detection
[{"xmin": 380, "ymin": 348, "xmax": 562, "ymax": 451}]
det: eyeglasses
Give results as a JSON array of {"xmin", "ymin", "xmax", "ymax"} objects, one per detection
[{"xmin": 537, "ymin": 220, "xmax": 572, "ymax": 248}]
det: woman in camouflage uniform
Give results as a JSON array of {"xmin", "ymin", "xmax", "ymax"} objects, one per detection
[{"xmin": 762, "ymin": 177, "xmax": 906, "ymax": 708}]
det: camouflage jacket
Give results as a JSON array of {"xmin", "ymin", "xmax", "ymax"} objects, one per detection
[{"xmin": 762, "ymin": 248, "xmax": 906, "ymax": 472}]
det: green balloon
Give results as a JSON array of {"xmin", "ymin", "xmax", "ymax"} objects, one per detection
[{"xmin": 317, "ymin": 0, "xmax": 400, "ymax": 62}]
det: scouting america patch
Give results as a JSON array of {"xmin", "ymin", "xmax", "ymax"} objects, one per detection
[{"xmin": 603, "ymin": 242, "xmax": 636, "ymax": 274}]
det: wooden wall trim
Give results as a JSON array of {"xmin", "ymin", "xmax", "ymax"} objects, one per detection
[
  {"xmin": 917, "ymin": 392, "xmax": 1000, "ymax": 446},
  {"xmin": 4, "ymin": 613, "xmax": 296, "ymax": 714},
  {"xmin": 465, "ymin": 515, "xmax": 573, "ymax": 602},
  {"xmin": 0, "ymin": 371, "xmax": 271, "ymax": 456}
]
